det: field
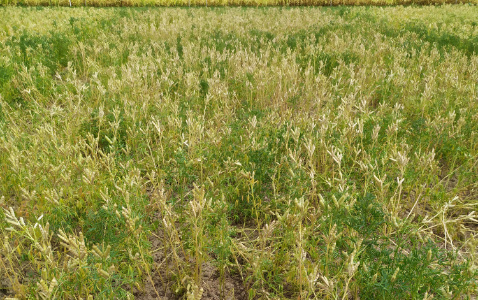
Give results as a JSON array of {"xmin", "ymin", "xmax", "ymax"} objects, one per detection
[
  {"xmin": 0, "ymin": 5, "xmax": 478, "ymax": 300},
  {"xmin": 1, "ymin": 0, "xmax": 478, "ymax": 6}
]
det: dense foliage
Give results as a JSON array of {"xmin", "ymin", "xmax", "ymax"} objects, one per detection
[{"xmin": 0, "ymin": 6, "xmax": 477, "ymax": 299}]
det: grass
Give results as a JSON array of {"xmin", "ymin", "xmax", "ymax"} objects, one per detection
[{"xmin": 0, "ymin": 5, "xmax": 477, "ymax": 300}]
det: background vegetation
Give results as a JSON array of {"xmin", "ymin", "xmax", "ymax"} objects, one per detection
[
  {"xmin": 1, "ymin": 0, "xmax": 478, "ymax": 7},
  {"xmin": 0, "ymin": 5, "xmax": 477, "ymax": 299}
]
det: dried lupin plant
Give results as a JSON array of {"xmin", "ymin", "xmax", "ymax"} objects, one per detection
[{"xmin": 0, "ymin": 5, "xmax": 477, "ymax": 299}]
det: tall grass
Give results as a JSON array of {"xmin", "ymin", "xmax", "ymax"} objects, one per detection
[{"xmin": 0, "ymin": 6, "xmax": 477, "ymax": 299}]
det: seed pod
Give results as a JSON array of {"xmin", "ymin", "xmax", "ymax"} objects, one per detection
[
  {"xmin": 318, "ymin": 194, "xmax": 326, "ymax": 208},
  {"xmin": 99, "ymin": 269, "xmax": 110, "ymax": 279},
  {"xmin": 363, "ymin": 263, "xmax": 369, "ymax": 273},
  {"xmin": 391, "ymin": 267, "xmax": 400, "ymax": 282}
]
